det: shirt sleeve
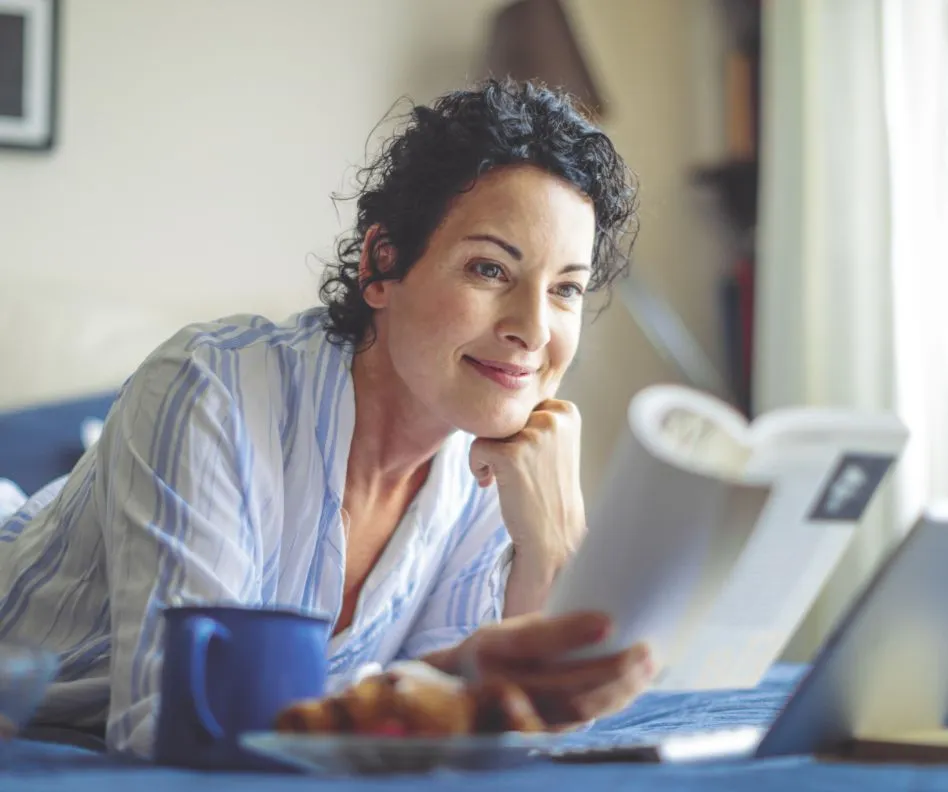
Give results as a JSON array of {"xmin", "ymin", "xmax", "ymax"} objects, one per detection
[
  {"xmin": 396, "ymin": 486, "xmax": 513, "ymax": 660},
  {"xmin": 95, "ymin": 347, "xmax": 273, "ymax": 758}
]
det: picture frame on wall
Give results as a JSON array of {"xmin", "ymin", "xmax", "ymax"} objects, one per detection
[{"xmin": 0, "ymin": 0, "xmax": 58, "ymax": 150}]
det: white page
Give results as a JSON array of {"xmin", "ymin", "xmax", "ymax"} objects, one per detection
[
  {"xmin": 544, "ymin": 386, "xmax": 769, "ymax": 666},
  {"xmin": 545, "ymin": 385, "xmax": 909, "ymax": 691}
]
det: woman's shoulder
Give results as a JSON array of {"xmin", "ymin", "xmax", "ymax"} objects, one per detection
[
  {"xmin": 160, "ymin": 306, "xmax": 333, "ymax": 359},
  {"xmin": 125, "ymin": 306, "xmax": 346, "ymax": 394}
]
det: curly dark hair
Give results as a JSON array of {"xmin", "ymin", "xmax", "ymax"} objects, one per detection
[{"xmin": 319, "ymin": 78, "xmax": 639, "ymax": 350}]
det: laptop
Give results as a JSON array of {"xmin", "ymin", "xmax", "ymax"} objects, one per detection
[{"xmin": 553, "ymin": 506, "xmax": 948, "ymax": 763}]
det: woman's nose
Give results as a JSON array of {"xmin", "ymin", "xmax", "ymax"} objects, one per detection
[{"xmin": 498, "ymin": 289, "xmax": 551, "ymax": 351}]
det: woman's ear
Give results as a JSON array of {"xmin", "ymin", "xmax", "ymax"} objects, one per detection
[{"xmin": 359, "ymin": 224, "xmax": 397, "ymax": 310}]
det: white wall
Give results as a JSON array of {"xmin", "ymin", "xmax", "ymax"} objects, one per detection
[{"xmin": 0, "ymin": 0, "xmax": 728, "ymax": 500}]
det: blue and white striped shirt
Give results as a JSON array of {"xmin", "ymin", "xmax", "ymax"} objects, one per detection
[{"xmin": 0, "ymin": 308, "xmax": 512, "ymax": 757}]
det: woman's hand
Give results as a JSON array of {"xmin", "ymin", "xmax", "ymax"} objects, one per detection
[
  {"xmin": 469, "ymin": 399, "xmax": 586, "ymax": 613},
  {"xmin": 424, "ymin": 611, "xmax": 654, "ymax": 728}
]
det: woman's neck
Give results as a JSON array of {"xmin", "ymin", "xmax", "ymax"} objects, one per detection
[{"xmin": 347, "ymin": 340, "xmax": 454, "ymax": 495}]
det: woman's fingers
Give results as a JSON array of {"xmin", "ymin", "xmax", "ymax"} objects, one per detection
[
  {"xmin": 540, "ymin": 670, "xmax": 651, "ymax": 726},
  {"xmin": 456, "ymin": 614, "xmax": 656, "ymax": 728},
  {"xmin": 536, "ymin": 647, "xmax": 655, "ymax": 725},
  {"xmin": 479, "ymin": 643, "xmax": 653, "ymax": 724},
  {"xmin": 530, "ymin": 643, "xmax": 651, "ymax": 693},
  {"xmin": 472, "ymin": 612, "xmax": 612, "ymax": 667}
]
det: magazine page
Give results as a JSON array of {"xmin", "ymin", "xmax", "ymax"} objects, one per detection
[{"xmin": 544, "ymin": 386, "xmax": 769, "ymax": 664}]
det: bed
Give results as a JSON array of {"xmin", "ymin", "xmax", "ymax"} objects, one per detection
[{"xmin": 4, "ymin": 664, "xmax": 948, "ymax": 790}]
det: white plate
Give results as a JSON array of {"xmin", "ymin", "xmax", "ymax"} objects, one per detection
[{"xmin": 239, "ymin": 731, "xmax": 560, "ymax": 774}]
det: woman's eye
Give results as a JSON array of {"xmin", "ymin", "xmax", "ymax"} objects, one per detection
[
  {"xmin": 473, "ymin": 261, "xmax": 506, "ymax": 280},
  {"xmin": 554, "ymin": 282, "xmax": 585, "ymax": 300}
]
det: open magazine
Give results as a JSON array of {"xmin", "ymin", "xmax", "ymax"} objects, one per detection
[{"xmin": 543, "ymin": 384, "xmax": 909, "ymax": 692}]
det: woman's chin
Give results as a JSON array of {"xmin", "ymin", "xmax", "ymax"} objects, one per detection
[{"xmin": 454, "ymin": 407, "xmax": 532, "ymax": 440}]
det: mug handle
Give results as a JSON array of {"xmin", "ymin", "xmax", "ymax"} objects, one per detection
[{"xmin": 183, "ymin": 615, "xmax": 231, "ymax": 740}]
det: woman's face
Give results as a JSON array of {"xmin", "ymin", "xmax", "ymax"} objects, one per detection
[{"xmin": 366, "ymin": 164, "xmax": 596, "ymax": 439}]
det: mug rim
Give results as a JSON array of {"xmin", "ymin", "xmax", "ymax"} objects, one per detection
[{"xmin": 160, "ymin": 603, "xmax": 334, "ymax": 624}]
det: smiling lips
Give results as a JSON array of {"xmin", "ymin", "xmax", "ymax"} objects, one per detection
[{"xmin": 463, "ymin": 356, "xmax": 536, "ymax": 390}]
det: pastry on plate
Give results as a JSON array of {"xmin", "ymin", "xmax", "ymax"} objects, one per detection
[{"xmin": 276, "ymin": 664, "xmax": 545, "ymax": 737}]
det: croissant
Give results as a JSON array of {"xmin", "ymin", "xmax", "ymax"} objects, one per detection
[
  {"xmin": 276, "ymin": 672, "xmax": 545, "ymax": 737},
  {"xmin": 388, "ymin": 672, "xmax": 479, "ymax": 735},
  {"xmin": 275, "ymin": 673, "xmax": 400, "ymax": 734}
]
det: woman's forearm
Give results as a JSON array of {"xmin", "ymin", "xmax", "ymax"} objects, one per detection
[{"xmin": 502, "ymin": 547, "xmax": 565, "ymax": 618}]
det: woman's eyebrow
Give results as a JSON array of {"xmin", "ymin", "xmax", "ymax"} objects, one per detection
[
  {"xmin": 561, "ymin": 263, "xmax": 592, "ymax": 275},
  {"xmin": 463, "ymin": 233, "xmax": 522, "ymax": 260},
  {"xmin": 464, "ymin": 234, "xmax": 591, "ymax": 274}
]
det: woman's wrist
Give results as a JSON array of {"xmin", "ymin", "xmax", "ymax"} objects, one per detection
[{"xmin": 502, "ymin": 544, "xmax": 569, "ymax": 617}]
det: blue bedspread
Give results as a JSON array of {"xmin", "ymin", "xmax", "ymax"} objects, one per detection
[{"xmin": 5, "ymin": 664, "xmax": 948, "ymax": 791}]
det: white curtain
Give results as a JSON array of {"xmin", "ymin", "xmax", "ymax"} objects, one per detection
[
  {"xmin": 756, "ymin": 0, "xmax": 948, "ymax": 659},
  {"xmin": 884, "ymin": 0, "xmax": 948, "ymax": 526}
]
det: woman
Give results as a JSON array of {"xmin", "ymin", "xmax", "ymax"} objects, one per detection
[{"xmin": 0, "ymin": 79, "xmax": 652, "ymax": 757}]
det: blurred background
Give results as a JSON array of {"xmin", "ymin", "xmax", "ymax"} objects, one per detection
[{"xmin": 1, "ymin": 0, "xmax": 946, "ymax": 660}]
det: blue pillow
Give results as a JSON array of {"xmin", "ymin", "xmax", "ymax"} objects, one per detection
[{"xmin": 0, "ymin": 392, "xmax": 117, "ymax": 497}]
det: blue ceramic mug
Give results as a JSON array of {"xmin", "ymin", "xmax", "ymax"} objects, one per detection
[{"xmin": 154, "ymin": 605, "xmax": 331, "ymax": 770}]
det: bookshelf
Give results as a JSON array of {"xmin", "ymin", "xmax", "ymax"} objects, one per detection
[{"xmin": 690, "ymin": 0, "xmax": 761, "ymax": 417}]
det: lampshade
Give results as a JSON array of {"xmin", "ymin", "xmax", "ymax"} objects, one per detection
[{"xmin": 485, "ymin": 0, "xmax": 606, "ymax": 119}]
